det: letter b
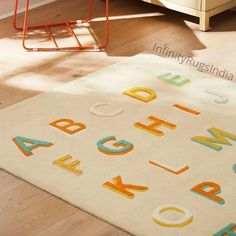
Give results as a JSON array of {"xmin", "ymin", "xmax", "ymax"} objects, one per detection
[{"xmin": 50, "ymin": 118, "xmax": 86, "ymax": 135}]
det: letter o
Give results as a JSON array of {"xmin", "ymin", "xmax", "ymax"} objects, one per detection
[{"xmin": 152, "ymin": 204, "xmax": 193, "ymax": 228}]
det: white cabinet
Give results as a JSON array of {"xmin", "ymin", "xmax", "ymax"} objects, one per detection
[
  {"xmin": 142, "ymin": 0, "xmax": 236, "ymax": 31},
  {"xmin": 164, "ymin": 0, "xmax": 202, "ymax": 10},
  {"xmin": 204, "ymin": 0, "xmax": 232, "ymax": 10}
]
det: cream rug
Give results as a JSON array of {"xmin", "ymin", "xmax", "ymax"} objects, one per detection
[{"xmin": 0, "ymin": 54, "xmax": 235, "ymax": 236}]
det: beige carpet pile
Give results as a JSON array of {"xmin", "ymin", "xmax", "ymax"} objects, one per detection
[{"xmin": 0, "ymin": 54, "xmax": 235, "ymax": 236}]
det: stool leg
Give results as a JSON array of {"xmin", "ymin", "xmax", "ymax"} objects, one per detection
[
  {"xmin": 100, "ymin": 0, "xmax": 109, "ymax": 49},
  {"xmin": 86, "ymin": 0, "xmax": 93, "ymax": 21},
  {"xmin": 22, "ymin": 0, "xmax": 31, "ymax": 51},
  {"xmin": 15, "ymin": 0, "xmax": 109, "ymax": 51},
  {"xmin": 13, "ymin": 0, "xmax": 79, "ymax": 30},
  {"xmin": 13, "ymin": 0, "xmax": 21, "ymax": 30}
]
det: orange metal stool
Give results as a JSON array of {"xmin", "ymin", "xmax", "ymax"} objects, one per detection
[{"xmin": 13, "ymin": 0, "xmax": 109, "ymax": 51}]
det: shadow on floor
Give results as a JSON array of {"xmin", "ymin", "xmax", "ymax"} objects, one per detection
[
  {"xmin": 0, "ymin": 0, "xmax": 235, "ymax": 108},
  {"xmin": 0, "ymin": 0, "xmax": 209, "ymax": 57},
  {"xmin": 1, "ymin": 0, "xmax": 235, "ymax": 57}
]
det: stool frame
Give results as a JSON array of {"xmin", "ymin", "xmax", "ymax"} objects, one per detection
[{"xmin": 13, "ymin": 0, "xmax": 109, "ymax": 51}]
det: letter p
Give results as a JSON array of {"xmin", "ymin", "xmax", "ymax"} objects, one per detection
[{"xmin": 191, "ymin": 182, "xmax": 225, "ymax": 205}]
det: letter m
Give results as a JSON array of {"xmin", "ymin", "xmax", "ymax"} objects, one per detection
[{"xmin": 191, "ymin": 127, "xmax": 236, "ymax": 151}]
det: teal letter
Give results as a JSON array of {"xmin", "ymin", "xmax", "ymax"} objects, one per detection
[
  {"xmin": 157, "ymin": 73, "xmax": 191, "ymax": 87},
  {"xmin": 233, "ymin": 164, "xmax": 236, "ymax": 173},
  {"xmin": 13, "ymin": 136, "xmax": 53, "ymax": 157},
  {"xmin": 97, "ymin": 136, "xmax": 134, "ymax": 155},
  {"xmin": 213, "ymin": 223, "xmax": 236, "ymax": 236}
]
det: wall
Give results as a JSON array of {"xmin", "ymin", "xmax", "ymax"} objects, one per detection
[{"xmin": 0, "ymin": 0, "xmax": 56, "ymax": 20}]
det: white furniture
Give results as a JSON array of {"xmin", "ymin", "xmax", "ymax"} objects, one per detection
[{"xmin": 142, "ymin": 0, "xmax": 236, "ymax": 31}]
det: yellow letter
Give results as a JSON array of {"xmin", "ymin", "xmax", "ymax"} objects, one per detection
[
  {"xmin": 103, "ymin": 176, "xmax": 149, "ymax": 199},
  {"xmin": 124, "ymin": 87, "xmax": 157, "ymax": 103},
  {"xmin": 53, "ymin": 155, "xmax": 82, "ymax": 175},
  {"xmin": 152, "ymin": 204, "xmax": 193, "ymax": 227},
  {"xmin": 191, "ymin": 127, "xmax": 236, "ymax": 151},
  {"xmin": 134, "ymin": 116, "xmax": 176, "ymax": 136}
]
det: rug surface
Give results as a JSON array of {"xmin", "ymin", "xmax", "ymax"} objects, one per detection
[{"xmin": 0, "ymin": 54, "xmax": 235, "ymax": 236}]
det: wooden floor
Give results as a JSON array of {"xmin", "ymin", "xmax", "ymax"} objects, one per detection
[{"xmin": 0, "ymin": 0, "xmax": 235, "ymax": 235}]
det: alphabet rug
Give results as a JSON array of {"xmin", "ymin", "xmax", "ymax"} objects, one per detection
[{"xmin": 0, "ymin": 54, "xmax": 235, "ymax": 236}]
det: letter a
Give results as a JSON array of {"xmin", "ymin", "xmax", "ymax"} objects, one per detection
[
  {"xmin": 13, "ymin": 136, "xmax": 53, "ymax": 157},
  {"xmin": 124, "ymin": 87, "xmax": 157, "ymax": 103},
  {"xmin": 103, "ymin": 176, "xmax": 149, "ymax": 199},
  {"xmin": 191, "ymin": 182, "xmax": 225, "ymax": 205}
]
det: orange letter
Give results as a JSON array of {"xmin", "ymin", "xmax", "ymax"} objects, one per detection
[
  {"xmin": 173, "ymin": 104, "xmax": 200, "ymax": 116},
  {"xmin": 103, "ymin": 176, "xmax": 149, "ymax": 199},
  {"xmin": 191, "ymin": 182, "xmax": 225, "ymax": 205},
  {"xmin": 124, "ymin": 87, "xmax": 157, "ymax": 103},
  {"xmin": 149, "ymin": 160, "xmax": 190, "ymax": 175},
  {"xmin": 50, "ymin": 118, "xmax": 86, "ymax": 135},
  {"xmin": 134, "ymin": 116, "xmax": 176, "ymax": 136}
]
